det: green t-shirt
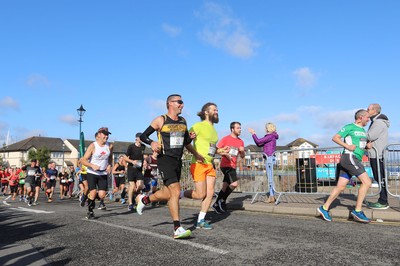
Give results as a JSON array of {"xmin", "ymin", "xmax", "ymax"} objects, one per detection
[
  {"xmin": 337, "ymin": 123, "xmax": 367, "ymax": 161},
  {"xmin": 190, "ymin": 120, "xmax": 218, "ymax": 164}
]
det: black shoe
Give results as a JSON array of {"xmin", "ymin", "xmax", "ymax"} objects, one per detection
[
  {"xmin": 86, "ymin": 211, "xmax": 95, "ymax": 219},
  {"xmin": 212, "ymin": 202, "xmax": 223, "ymax": 214},
  {"xmin": 80, "ymin": 195, "xmax": 86, "ymax": 207}
]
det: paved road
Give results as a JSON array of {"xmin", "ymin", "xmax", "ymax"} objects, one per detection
[{"xmin": 1, "ymin": 194, "xmax": 400, "ymax": 265}]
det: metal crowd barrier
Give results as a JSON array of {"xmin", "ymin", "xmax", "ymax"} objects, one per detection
[
  {"xmin": 142, "ymin": 145, "xmax": 398, "ymax": 207},
  {"xmin": 214, "ymin": 146, "xmax": 381, "ymax": 205},
  {"xmin": 384, "ymin": 144, "xmax": 400, "ymax": 202}
]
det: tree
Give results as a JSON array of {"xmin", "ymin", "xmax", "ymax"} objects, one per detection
[{"xmin": 28, "ymin": 147, "xmax": 51, "ymax": 168}]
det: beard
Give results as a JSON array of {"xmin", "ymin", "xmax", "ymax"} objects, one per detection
[{"xmin": 210, "ymin": 113, "xmax": 219, "ymax": 124}]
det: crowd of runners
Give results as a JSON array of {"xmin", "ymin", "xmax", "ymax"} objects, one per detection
[
  {"xmin": 0, "ymin": 161, "xmax": 78, "ymax": 205},
  {"xmin": 1, "ymin": 95, "xmax": 388, "ymax": 240}
]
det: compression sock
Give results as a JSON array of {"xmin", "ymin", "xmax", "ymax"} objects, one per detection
[{"xmin": 223, "ymin": 186, "xmax": 233, "ymax": 201}]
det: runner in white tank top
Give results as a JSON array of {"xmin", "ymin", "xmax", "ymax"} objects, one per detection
[{"xmin": 81, "ymin": 127, "xmax": 113, "ymax": 219}]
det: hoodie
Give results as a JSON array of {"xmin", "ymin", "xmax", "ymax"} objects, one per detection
[
  {"xmin": 367, "ymin": 113, "xmax": 390, "ymax": 159},
  {"xmin": 251, "ymin": 131, "xmax": 279, "ymax": 156}
]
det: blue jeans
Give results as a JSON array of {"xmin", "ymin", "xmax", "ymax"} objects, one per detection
[{"xmin": 265, "ymin": 156, "xmax": 275, "ymax": 196}]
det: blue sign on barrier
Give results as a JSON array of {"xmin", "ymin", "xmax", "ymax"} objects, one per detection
[{"xmin": 316, "ymin": 167, "xmax": 373, "ymax": 180}]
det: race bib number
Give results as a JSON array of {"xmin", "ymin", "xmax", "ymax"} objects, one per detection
[
  {"xmin": 118, "ymin": 174, "xmax": 125, "ymax": 177},
  {"xmin": 134, "ymin": 161, "xmax": 142, "ymax": 168},
  {"xmin": 359, "ymin": 138, "xmax": 367, "ymax": 149},
  {"xmin": 61, "ymin": 180, "xmax": 67, "ymax": 184},
  {"xmin": 50, "ymin": 176, "xmax": 56, "ymax": 180},
  {"xmin": 170, "ymin": 132, "xmax": 184, "ymax": 148},
  {"xmin": 27, "ymin": 170, "xmax": 36, "ymax": 176},
  {"xmin": 229, "ymin": 147, "xmax": 239, "ymax": 157},
  {"xmin": 208, "ymin": 143, "xmax": 217, "ymax": 157}
]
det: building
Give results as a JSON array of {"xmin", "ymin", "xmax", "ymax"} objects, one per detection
[{"xmin": 244, "ymin": 138, "xmax": 319, "ymax": 170}]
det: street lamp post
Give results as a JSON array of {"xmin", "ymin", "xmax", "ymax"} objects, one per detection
[
  {"xmin": 77, "ymin": 104, "xmax": 86, "ymax": 158},
  {"xmin": 62, "ymin": 143, "xmax": 65, "ymax": 168}
]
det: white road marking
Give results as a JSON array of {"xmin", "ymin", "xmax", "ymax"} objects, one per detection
[
  {"xmin": 10, "ymin": 207, "xmax": 55, "ymax": 214},
  {"xmin": 85, "ymin": 219, "xmax": 229, "ymax": 255},
  {"xmin": 2, "ymin": 201, "xmax": 10, "ymax": 206}
]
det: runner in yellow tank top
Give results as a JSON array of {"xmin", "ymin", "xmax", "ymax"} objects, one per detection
[{"xmin": 184, "ymin": 102, "xmax": 230, "ymax": 230}]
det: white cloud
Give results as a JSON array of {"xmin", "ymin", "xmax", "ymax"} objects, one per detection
[
  {"xmin": 162, "ymin": 23, "xmax": 182, "ymax": 37},
  {"xmin": 293, "ymin": 67, "xmax": 317, "ymax": 91},
  {"xmin": 0, "ymin": 96, "xmax": 19, "ymax": 111},
  {"xmin": 197, "ymin": 2, "xmax": 259, "ymax": 59},
  {"xmin": 26, "ymin": 73, "xmax": 50, "ymax": 87},
  {"xmin": 60, "ymin": 115, "xmax": 78, "ymax": 126}
]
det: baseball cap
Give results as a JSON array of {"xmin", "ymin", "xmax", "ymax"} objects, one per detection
[
  {"xmin": 98, "ymin": 127, "xmax": 112, "ymax": 135},
  {"xmin": 135, "ymin": 132, "xmax": 142, "ymax": 138}
]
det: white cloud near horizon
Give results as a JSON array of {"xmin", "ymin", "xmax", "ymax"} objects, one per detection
[
  {"xmin": 26, "ymin": 73, "xmax": 50, "ymax": 87},
  {"xmin": 293, "ymin": 67, "xmax": 317, "ymax": 94},
  {"xmin": 197, "ymin": 2, "xmax": 259, "ymax": 59},
  {"xmin": 0, "ymin": 96, "xmax": 19, "ymax": 111},
  {"xmin": 162, "ymin": 23, "xmax": 182, "ymax": 37}
]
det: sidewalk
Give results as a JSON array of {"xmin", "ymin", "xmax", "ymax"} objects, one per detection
[{"xmin": 179, "ymin": 192, "xmax": 400, "ymax": 222}]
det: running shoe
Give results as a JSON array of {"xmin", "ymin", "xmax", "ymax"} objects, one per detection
[
  {"xmin": 196, "ymin": 219, "xmax": 213, "ymax": 229},
  {"xmin": 109, "ymin": 193, "xmax": 113, "ymax": 201},
  {"xmin": 174, "ymin": 227, "xmax": 192, "ymax": 239},
  {"xmin": 317, "ymin": 206, "xmax": 332, "ymax": 222},
  {"xmin": 128, "ymin": 204, "xmax": 135, "ymax": 211},
  {"xmin": 367, "ymin": 202, "xmax": 389, "ymax": 210},
  {"xmin": 136, "ymin": 195, "xmax": 145, "ymax": 215},
  {"xmin": 212, "ymin": 202, "xmax": 223, "ymax": 214},
  {"xmin": 350, "ymin": 210, "xmax": 371, "ymax": 223},
  {"xmin": 98, "ymin": 202, "xmax": 106, "ymax": 210},
  {"xmin": 32, "ymin": 201, "xmax": 38, "ymax": 206},
  {"xmin": 121, "ymin": 199, "xmax": 126, "ymax": 204},
  {"xmin": 79, "ymin": 195, "xmax": 86, "ymax": 207},
  {"xmin": 86, "ymin": 211, "xmax": 95, "ymax": 220},
  {"xmin": 219, "ymin": 199, "xmax": 227, "ymax": 212}
]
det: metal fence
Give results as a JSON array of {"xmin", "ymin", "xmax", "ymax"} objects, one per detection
[
  {"xmin": 110, "ymin": 144, "xmax": 400, "ymax": 207},
  {"xmin": 384, "ymin": 144, "xmax": 400, "ymax": 200}
]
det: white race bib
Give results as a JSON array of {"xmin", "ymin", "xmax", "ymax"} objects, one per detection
[
  {"xmin": 229, "ymin": 147, "xmax": 239, "ymax": 157},
  {"xmin": 208, "ymin": 143, "xmax": 217, "ymax": 157},
  {"xmin": 170, "ymin": 132, "xmax": 184, "ymax": 148}
]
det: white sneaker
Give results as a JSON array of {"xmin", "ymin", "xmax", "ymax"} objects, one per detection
[
  {"xmin": 136, "ymin": 194, "xmax": 145, "ymax": 215},
  {"xmin": 174, "ymin": 226, "xmax": 191, "ymax": 239}
]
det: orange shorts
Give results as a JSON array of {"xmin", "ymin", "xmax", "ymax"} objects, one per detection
[{"xmin": 190, "ymin": 163, "xmax": 216, "ymax": 182}]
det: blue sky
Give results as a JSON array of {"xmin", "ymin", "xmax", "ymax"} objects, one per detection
[{"xmin": 1, "ymin": 1, "xmax": 399, "ymax": 148}]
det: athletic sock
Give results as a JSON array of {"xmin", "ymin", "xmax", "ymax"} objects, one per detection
[
  {"xmin": 223, "ymin": 186, "xmax": 233, "ymax": 201},
  {"xmin": 142, "ymin": 195, "xmax": 150, "ymax": 205},
  {"xmin": 87, "ymin": 198, "xmax": 95, "ymax": 212},
  {"xmin": 216, "ymin": 190, "xmax": 224, "ymax": 203},
  {"xmin": 197, "ymin": 212, "xmax": 206, "ymax": 223},
  {"xmin": 173, "ymin": 220, "xmax": 181, "ymax": 230},
  {"xmin": 121, "ymin": 189, "xmax": 126, "ymax": 199}
]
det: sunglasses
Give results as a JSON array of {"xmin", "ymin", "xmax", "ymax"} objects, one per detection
[{"xmin": 170, "ymin": 100, "xmax": 184, "ymax": 104}]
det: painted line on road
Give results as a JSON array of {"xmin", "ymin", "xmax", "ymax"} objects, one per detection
[
  {"xmin": 5, "ymin": 195, "xmax": 11, "ymax": 200},
  {"xmin": 10, "ymin": 207, "xmax": 55, "ymax": 214},
  {"xmin": 85, "ymin": 219, "xmax": 229, "ymax": 255},
  {"xmin": 3, "ymin": 201, "xmax": 11, "ymax": 206}
]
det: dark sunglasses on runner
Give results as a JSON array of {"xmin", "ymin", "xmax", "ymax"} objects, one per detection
[{"xmin": 170, "ymin": 100, "xmax": 184, "ymax": 104}]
